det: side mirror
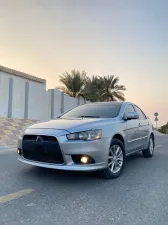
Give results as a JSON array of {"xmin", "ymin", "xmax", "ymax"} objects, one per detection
[{"xmin": 125, "ymin": 112, "xmax": 139, "ymax": 120}]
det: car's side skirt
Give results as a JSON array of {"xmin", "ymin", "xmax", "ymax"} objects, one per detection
[{"xmin": 125, "ymin": 147, "xmax": 149, "ymax": 157}]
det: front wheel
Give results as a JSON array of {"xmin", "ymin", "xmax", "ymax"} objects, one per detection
[
  {"xmin": 142, "ymin": 136, "xmax": 154, "ymax": 158},
  {"xmin": 101, "ymin": 139, "xmax": 126, "ymax": 179}
]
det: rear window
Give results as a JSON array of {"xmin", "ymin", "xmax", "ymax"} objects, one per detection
[{"xmin": 60, "ymin": 103, "xmax": 122, "ymax": 119}]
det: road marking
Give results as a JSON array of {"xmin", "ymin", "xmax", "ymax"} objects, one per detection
[
  {"xmin": 155, "ymin": 145, "xmax": 162, "ymax": 149},
  {"xmin": 0, "ymin": 189, "xmax": 34, "ymax": 204}
]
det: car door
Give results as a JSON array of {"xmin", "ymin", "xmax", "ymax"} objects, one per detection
[
  {"xmin": 134, "ymin": 105, "xmax": 150, "ymax": 149},
  {"xmin": 124, "ymin": 104, "xmax": 141, "ymax": 154}
]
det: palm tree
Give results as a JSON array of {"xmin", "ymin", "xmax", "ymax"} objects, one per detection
[
  {"xmin": 82, "ymin": 76, "xmax": 104, "ymax": 102},
  {"xmin": 84, "ymin": 75, "xmax": 126, "ymax": 102},
  {"xmin": 99, "ymin": 75, "xmax": 126, "ymax": 101},
  {"xmin": 58, "ymin": 70, "xmax": 87, "ymax": 97}
]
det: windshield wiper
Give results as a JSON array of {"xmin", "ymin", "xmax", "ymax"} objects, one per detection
[{"xmin": 78, "ymin": 116, "xmax": 100, "ymax": 118}]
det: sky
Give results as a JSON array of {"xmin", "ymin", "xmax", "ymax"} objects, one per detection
[{"xmin": 0, "ymin": 0, "xmax": 168, "ymax": 126}]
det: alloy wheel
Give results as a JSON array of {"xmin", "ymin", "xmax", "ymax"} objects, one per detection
[
  {"xmin": 149, "ymin": 138, "xmax": 154, "ymax": 155},
  {"xmin": 108, "ymin": 145, "xmax": 123, "ymax": 174}
]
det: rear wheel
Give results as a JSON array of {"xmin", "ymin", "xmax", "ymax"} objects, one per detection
[
  {"xmin": 142, "ymin": 136, "xmax": 154, "ymax": 158},
  {"xmin": 101, "ymin": 139, "xmax": 126, "ymax": 179}
]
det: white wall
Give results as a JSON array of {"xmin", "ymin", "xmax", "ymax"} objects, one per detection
[
  {"xmin": 79, "ymin": 97, "xmax": 85, "ymax": 105},
  {"xmin": 0, "ymin": 70, "xmax": 87, "ymax": 121},
  {"xmin": 53, "ymin": 89, "xmax": 62, "ymax": 118},
  {"xmin": 64, "ymin": 95, "xmax": 78, "ymax": 113},
  {"xmin": 12, "ymin": 76, "xmax": 26, "ymax": 119},
  {"xmin": 46, "ymin": 90, "xmax": 51, "ymax": 120},
  {"xmin": 0, "ymin": 72, "xmax": 9, "ymax": 117},
  {"xmin": 28, "ymin": 81, "xmax": 50, "ymax": 121}
]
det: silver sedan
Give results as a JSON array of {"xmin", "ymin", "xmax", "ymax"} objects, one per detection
[{"xmin": 17, "ymin": 102, "xmax": 155, "ymax": 179}]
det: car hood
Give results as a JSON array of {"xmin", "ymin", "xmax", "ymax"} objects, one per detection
[{"xmin": 27, "ymin": 118, "xmax": 117, "ymax": 133}]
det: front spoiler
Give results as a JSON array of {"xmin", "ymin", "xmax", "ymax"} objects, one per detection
[{"xmin": 18, "ymin": 157, "xmax": 107, "ymax": 171}]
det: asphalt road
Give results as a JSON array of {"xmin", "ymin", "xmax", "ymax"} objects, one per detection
[{"xmin": 0, "ymin": 135, "xmax": 168, "ymax": 225}]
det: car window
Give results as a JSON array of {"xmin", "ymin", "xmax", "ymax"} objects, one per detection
[
  {"xmin": 60, "ymin": 103, "xmax": 122, "ymax": 119},
  {"xmin": 134, "ymin": 106, "xmax": 146, "ymax": 120},
  {"xmin": 125, "ymin": 104, "xmax": 136, "ymax": 114}
]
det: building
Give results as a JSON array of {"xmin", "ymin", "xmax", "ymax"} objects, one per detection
[{"xmin": 0, "ymin": 65, "xmax": 86, "ymax": 121}]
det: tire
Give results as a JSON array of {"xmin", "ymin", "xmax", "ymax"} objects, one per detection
[
  {"xmin": 142, "ymin": 135, "xmax": 154, "ymax": 158},
  {"xmin": 101, "ymin": 139, "xmax": 126, "ymax": 179}
]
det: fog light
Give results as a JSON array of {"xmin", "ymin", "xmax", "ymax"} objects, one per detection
[
  {"xmin": 17, "ymin": 149, "xmax": 21, "ymax": 155},
  {"xmin": 80, "ymin": 156, "xmax": 89, "ymax": 164}
]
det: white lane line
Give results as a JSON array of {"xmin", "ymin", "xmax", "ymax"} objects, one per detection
[
  {"xmin": 0, "ymin": 189, "xmax": 34, "ymax": 204},
  {"xmin": 155, "ymin": 145, "xmax": 162, "ymax": 149}
]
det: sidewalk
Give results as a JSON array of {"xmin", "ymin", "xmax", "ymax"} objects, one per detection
[{"xmin": 0, "ymin": 118, "xmax": 37, "ymax": 149}]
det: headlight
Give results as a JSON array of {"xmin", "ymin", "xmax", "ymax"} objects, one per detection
[{"xmin": 67, "ymin": 129, "xmax": 102, "ymax": 141}]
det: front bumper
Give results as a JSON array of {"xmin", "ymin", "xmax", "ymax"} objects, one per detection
[
  {"xmin": 17, "ymin": 128, "xmax": 110, "ymax": 172},
  {"xmin": 18, "ymin": 157, "xmax": 107, "ymax": 171}
]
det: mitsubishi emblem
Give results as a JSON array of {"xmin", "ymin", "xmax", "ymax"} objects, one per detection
[{"xmin": 36, "ymin": 136, "xmax": 43, "ymax": 142}]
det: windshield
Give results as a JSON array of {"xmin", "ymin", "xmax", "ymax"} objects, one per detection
[{"xmin": 60, "ymin": 103, "xmax": 122, "ymax": 119}]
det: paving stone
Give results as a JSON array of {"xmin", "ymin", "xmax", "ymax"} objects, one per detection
[{"xmin": 0, "ymin": 118, "xmax": 38, "ymax": 147}]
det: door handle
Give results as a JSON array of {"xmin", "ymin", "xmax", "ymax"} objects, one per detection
[{"xmin": 139, "ymin": 123, "xmax": 141, "ymax": 127}]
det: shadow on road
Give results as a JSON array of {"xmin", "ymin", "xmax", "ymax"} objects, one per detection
[{"xmin": 19, "ymin": 152, "xmax": 145, "ymax": 185}]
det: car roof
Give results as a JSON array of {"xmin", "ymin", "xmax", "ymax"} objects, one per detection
[
  {"xmin": 86, "ymin": 101, "xmax": 124, "ymax": 105},
  {"xmin": 85, "ymin": 101, "xmax": 134, "ymax": 107}
]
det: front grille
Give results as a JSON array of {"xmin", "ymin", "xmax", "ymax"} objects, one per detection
[{"xmin": 22, "ymin": 135, "xmax": 64, "ymax": 164}]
